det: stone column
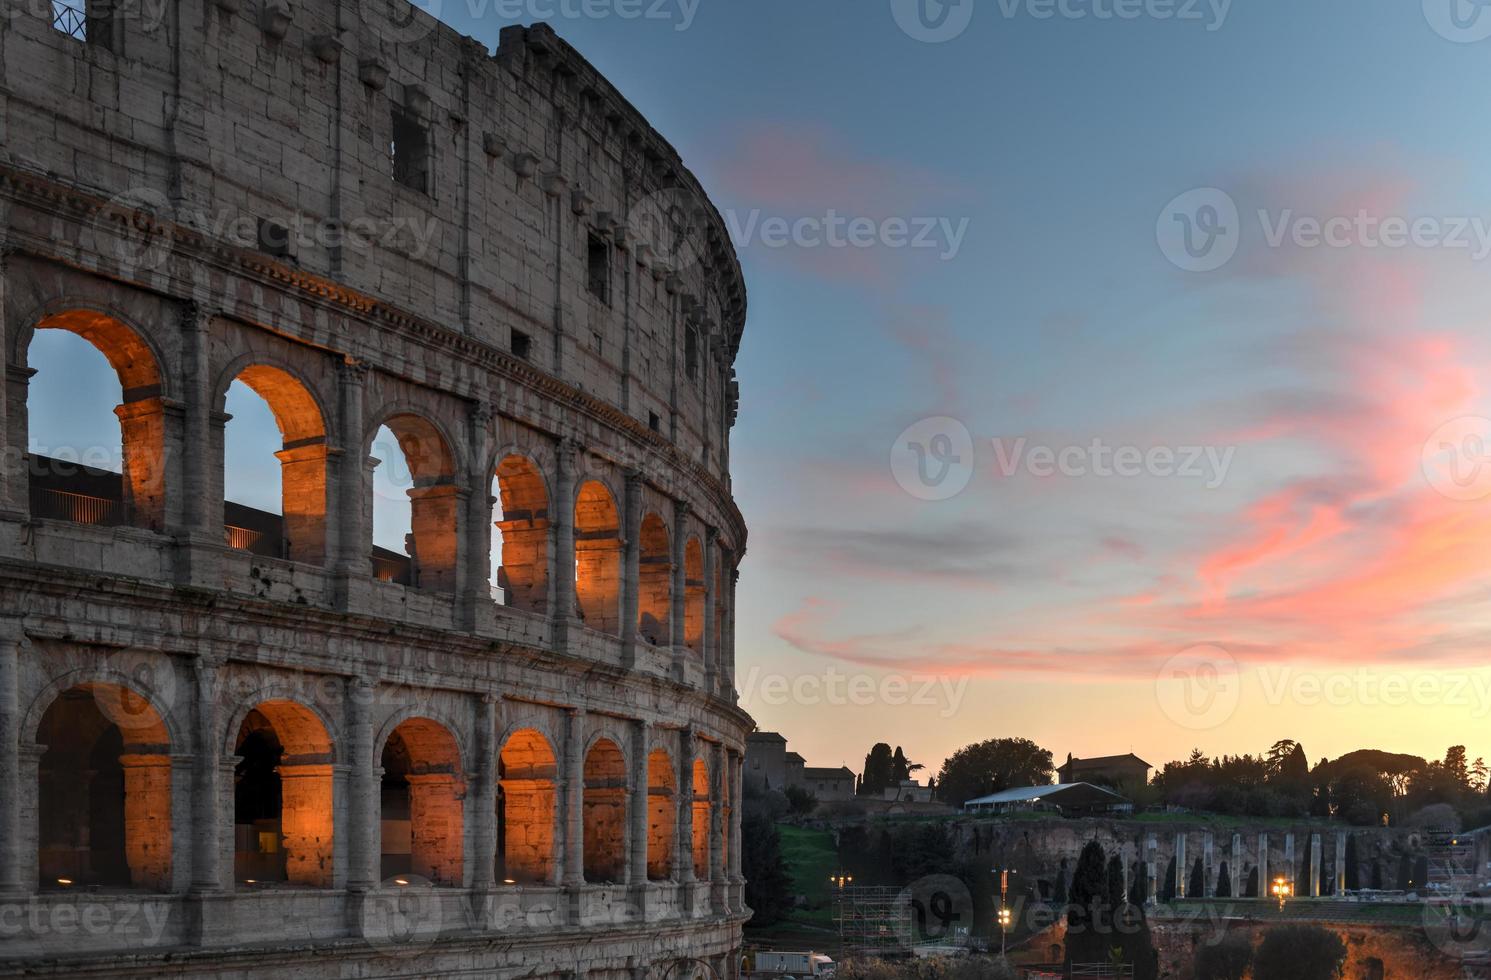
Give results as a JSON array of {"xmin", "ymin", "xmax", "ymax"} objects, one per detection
[
  {"xmin": 1146, "ymin": 834, "xmax": 1158, "ymax": 906},
  {"xmin": 562, "ymin": 708, "xmax": 585, "ymax": 887},
  {"xmin": 460, "ymin": 403, "xmax": 495, "ymax": 629},
  {"xmin": 1257, "ymin": 834, "xmax": 1269, "ymax": 898},
  {"xmin": 628, "ymin": 721, "xmax": 648, "ymax": 889},
  {"xmin": 551, "ymin": 440, "xmax": 577, "ymax": 633},
  {"xmin": 709, "ymin": 742, "xmax": 726, "ymax": 912},
  {"xmin": 725, "ymin": 567, "xmax": 739, "ymax": 692},
  {"xmin": 1284, "ymin": 833, "xmax": 1295, "ymax": 891},
  {"xmin": 1309, "ymin": 833, "xmax": 1322, "ymax": 898},
  {"xmin": 275, "ymin": 443, "xmax": 333, "ymax": 566},
  {"xmin": 621, "ymin": 471, "xmax": 642, "ymax": 667},
  {"xmin": 345, "ymin": 678, "xmax": 377, "ymax": 892},
  {"xmin": 702, "ymin": 528, "xmax": 717, "ymax": 691},
  {"xmin": 728, "ymin": 750, "xmax": 743, "ymax": 882},
  {"xmin": 0, "ymin": 244, "xmax": 11, "ymax": 513},
  {"xmin": 1203, "ymin": 832, "xmax": 1214, "ymax": 897},
  {"xmin": 407, "ymin": 483, "xmax": 467, "ymax": 593},
  {"xmin": 670, "ymin": 500, "xmax": 689, "ymax": 660},
  {"xmin": 174, "ymin": 303, "xmax": 226, "ymax": 585},
  {"xmin": 1231, "ymin": 834, "xmax": 1242, "ymax": 898},
  {"xmin": 674, "ymin": 730, "xmax": 695, "ymax": 885},
  {"xmin": 1335, "ymin": 832, "xmax": 1348, "ymax": 896},
  {"xmin": 407, "ymin": 773, "xmax": 464, "ymax": 885},
  {"xmin": 190, "ymin": 659, "xmax": 223, "ymax": 892},
  {"xmin": 1175, "ymin": 833, "xmax": 1187, "ymax": 899},
  {"xmin": 333, "ymin": 361, "xmax": 371, "ymax": 605},
  {"xmin": 470, "ymin": 694, "xmax": 498, "ymax": 891},
  {"xmin": 0, "ymin": 618, "xmax": 23, "ymax": 896}
]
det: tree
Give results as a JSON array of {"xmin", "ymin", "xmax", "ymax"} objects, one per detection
[
  {"xmin": 1129, "ymin": 861, "xmax": 1148, "ymax": 905},
  {"xmin": 1159, "ymin": 857, "xmax": 1177, "ymax": 903},
  {"xmin": 936, "ymin": 737, "xmax": 1054, "ymax": 806},
  {"xmin": 1215, "ymin": 861, "xmax": 1231, "ymax": 898},
  {"xmin": 889, "ymin": 746, "xmax": 923, "ymax": 784},
  {"xmin": 1066, "ymin": 841, "xmax": 1111, "ymax": 966},
  {"xmin": 862, "ymin": 743, "xmax": 894, "ymax": 796},
  {"xmin": 1343, "ymin": 835, "xmax": 1360, "ymax": 892},
  {"xmin": 1245, "ymin": 866, "xmax": 1259, "ymax": 898},
  {"xmin": 1105, "ymin": 854, "xmax": 1126, "ymax": 913},
  {"xmin": 1194, "ymin": 932, "xmax": 1253, "ymax": 980},
  {"xmin": 783, "ymin": 784, "xmax": 818, "ymax": 817},
  {"xmin": 1188, "ymin": 857, "xmax": 1204, "ymax": 898},
  {"xmin": 741, "ymin": 811, "xmax": 792, "ymax": 926},
  {"xmin": 1252, "ymin": 925, "xmax": 1347, "ymax": 980},
  {"xmin": 1444, "ymin": 746, "xmax": 1470, "ymax": 790}
]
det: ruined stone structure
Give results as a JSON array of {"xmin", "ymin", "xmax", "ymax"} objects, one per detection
[{"xmin": 0, "ymin": 0, "xmax": 749, "ymax": 975}]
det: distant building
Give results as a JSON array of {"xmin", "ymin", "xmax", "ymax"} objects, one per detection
[
  {"xmin": 802, "ymin": 767, "xmax": 857, "ymax": 801},
  {"xmin": 881, "ymin": 779, "xmax": 934, "ymax": 803},
  {"xmin": 964, "ymin": 783, "xmax": 1133, "ymax": 818},
  {"xmin": 1057, "ymin": 753, "xmax": 1152, "ymax": 792},
  {"xmin": 785, "ymin": 751, "xmax": 806, "ymax": 788}
]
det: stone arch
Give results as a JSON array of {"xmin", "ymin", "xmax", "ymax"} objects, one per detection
[
  {"xmin": 218, "ymin": 359, "xmax": 332, "ymax": 565},
  {"xmin": 497, "ymin": 727, "xmax": 558, "ymax": 884},
  {"xmin": 691, "ymin": 757, "xmax": 710, "ymax": 879},
  {"xmin": 583, "ymin": 736, "xmax": 628, "ymax": 883},
  {"xmin": 366, "ymin": 409, "xmax": 462, "ymax": 592},
  {"xmin": 379, "ymin": 716, "xmax": 465, "ymax": 886},
  {"xmin": 22, "ymin": 307, "xmax": 169, "ymax": 531},
  {"xmin": 646, "ymin": 747, "xmax": 676, "ymax": 881},
  {"xmin": 638, "ymin": 513, "xmax": 671, "ymax": 645},
  {"xmin": 683, "ymin": 537, "xmax": 705, "ymax": 654},
  {"xmin": 492, "ymin": 453, "xmax": 550, "ymax": 613},
  {"xmin": 232, "ymin": 699, "xmax": 335, "ymax": 887},
  {"xmin": 574, "ymin": 480, "xmax": 622, "ymax": 634},
  {"xmin": 32, "ymin": 681, "xmax": 173, "ymax": 891}
]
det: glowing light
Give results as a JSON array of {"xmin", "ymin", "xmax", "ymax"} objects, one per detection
[
  {"xmin": 395, "ymin": 878, "xmax": 409, "ymax": 886},
  {"xmin": 503, "ymin": 878, "xmax": 517, "ymax": 885},
  {"xmin": 56, "ymin": 878, "xmax": 73, "ymax": 886}
]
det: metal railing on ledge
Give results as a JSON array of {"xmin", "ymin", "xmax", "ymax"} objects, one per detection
[{"xmin": 29, "ymin": 486, "xmax": 125, "ymax": 526}]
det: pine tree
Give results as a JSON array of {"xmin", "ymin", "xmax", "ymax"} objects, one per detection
[
  {"xmin": 1215, "ymin": 861, "xmax": 1231, "ymax": 898},
  {"xmin": 1188, "ymin": 857, "xmax": 1204, "ymax": 898}
]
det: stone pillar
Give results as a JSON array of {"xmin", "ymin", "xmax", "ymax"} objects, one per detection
[
  {"xmin": 407, "ymin": 773, "xmax": 464, "ymax": 886},
  {"xmin": 1146, "ymin": 834, "xmax": 1158, "ymax": 907},
  {"xmin": 702, "ymin": 528, "xmax": 717, "ymax": 691},
  {"xmin": 280, "ymin": 764, "xmax": 335, "ymax": 887},
  {"xmin": 725, "ymin": 567, "xmax": 739, "ymax": 692},
  {"xmin": 621, "ymin": 470, "xmax": 642, "ymax": 666},
  {"xmin": 670, "ymin": 500, "xmax": 689, "ymax": 659},
  {"xmin": 728, "ymin": 750, "xmax": 743, "ymax": 881},
  {"xmin": 1309, "ymin": 833, "xmax": 1322, "ymax": 898},
  {"xmin": 115, "ymin": 396, "xmax": 172, "ymax": 532},
  {"xmin": 333, "ymin": 361, "xmax": 371, "ymax": 601},
  {"xmin": 275, "ymin": 443, "xmax": 332, "ymax": 566},
  {"xmin": 1257, "ymin": 834, "xmax": 1269, "ymax": 899},
  {"xmin": 345, "ymin": 678, "xmax": 377, "ymax": 892},
  {"xmin": 0, "ymin": 619, "xmax": 23, "ymax": 896},
  {"xmin": 562, "ymin": 709, "xmax": 585, "ymax": 887},
  {"xmin": 1231, "ymin": 834, "xmax": 1242, "ymax": 899},
  {"xmin": 470, "ymin": 694, "xmax": 498, "ymax": 891},
  {"xmin": 1203, "ymin": 832, "xmax": 1214, "ymax": 898},
  {"xmin": 120, "ymin": 753, "xmax": 174, "ymax": 890},
  {"xmin": 407, "ymin": 483, "xmax": 466, "ymax": 593},
  {"xmin": 1284, "ymin": 833, "xmax": 1295, "ymax": 891},
  {"xmin": 0, "ymin": 244, "xmax": 11, "ymax": 513},
  {"xmin": 709, "ymin": 742, "xmax": 726, "ymax": 912},
  {"xmin": 628, "ymin": 721, "xmax": 648, "ymax": 888},
  {"xmin": 552, "ymin": 441, "xmax": 577, "ymax": 632},
  {"xmin": 675, "ymin": 730, "xmax": 695, "ymax": 885},
  {"xmin": 460, "ymin": 404, "xmax": 495, "ymax": 629},
  {"xmin": 1335, "ymin": 832, "xmax": 1348, "ymax": 896},
  {"xmin": 190, "ymin": 660, "xmax": 222, "ymax": 893},
  {"xmin": 1175, "ymin": 833, "xmax": 1187, "ymax": 899},
  {"xmin": 174, "ymin": 303, "xmax": 225, "ymax": 585}
]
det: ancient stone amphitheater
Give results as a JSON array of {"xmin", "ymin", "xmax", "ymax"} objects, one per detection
[{"xmin": 0, "ymin": 0, "xmax": 750, "ymax": 976}]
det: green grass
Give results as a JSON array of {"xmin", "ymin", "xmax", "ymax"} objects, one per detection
[{"xmin": 775, "ymin": 824, "xmax": 840, "ymax": 929}]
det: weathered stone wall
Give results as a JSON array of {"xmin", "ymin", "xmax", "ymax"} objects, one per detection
[{"xmin": 1149, "ymin": 921, "xmax": 1466, "ymax": 980}]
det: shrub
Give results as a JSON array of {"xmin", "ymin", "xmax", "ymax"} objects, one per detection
[{"xmin": 1252, "ymin": 925, "xmax": 1347, "ymax": 980}]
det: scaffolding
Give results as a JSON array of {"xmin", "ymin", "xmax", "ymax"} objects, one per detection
[{"xmin": 832, "ymin": 886, "xmax": 917, "ymax": 959}]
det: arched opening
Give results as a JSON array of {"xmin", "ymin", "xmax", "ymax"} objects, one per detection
[
  {"xmin": 233, "ymin": 700, "xmax": 334, "ymax": 887},
  {"xmin": 223, "ymin": 365, "xmax": 329, "ymax": 564},
  {"xmin": 492, "ymin": 455, "xmax": 549, "ymax": 612},
  {"xmin": 646, "ymin": 748, "xmax": 676, "ymax": 881},
  {"xmin": 497, "ymin": 729, "xmax": 557, "ymax": 884},
  {"xmin": 380, "ymin": 718, "xmax": 464, "ymax": 886},
  {"xmin": 574, "ymin": 481, "xmax": 621, "ymax": 634},
  {"xmin": 692, "ymin": 758, "xmax": 710, "ymax": 879},
  {"xmin": 25, "ymin": 312, "xmax": 165, "ymax": 531},
  {"xmin": 583, "ymin": 738, "xmax": 627, "ymax": 884},
  {"xmin": 684, "ymin": 538, "xmax": 705, "ymax": 654},
  {"xmin": 638, "ymin": 513, "xmax": 671, "ymax": 645},
  {"xmin": 36, "ymin": 683, "xmax": 171, "ymax": 890},
  {"xmin": 370, "ymin": 415, "xmax": 459, "ymax": 591}
]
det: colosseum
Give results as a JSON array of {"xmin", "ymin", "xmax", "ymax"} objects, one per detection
[{"xmin": 0, "ymin": 0, "xmax": 750, "ymax": 976}]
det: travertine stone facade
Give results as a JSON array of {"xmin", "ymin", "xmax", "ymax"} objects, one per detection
[{"xmin": 0, "ymin": 0, "xmax": 750, "ymax": 975}]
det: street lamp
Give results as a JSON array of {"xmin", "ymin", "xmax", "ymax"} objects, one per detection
[
  {"xmin": 1271, "ymin": 875, "xmax": 1293, "ymax": 911},
  {"xmin": 993, "ymin": 867, "xmax": 1016, "ymax": 957},
  {"xmin": 997, "ymin": 905, "xmax": 1013, "ymax": 956},
  {"xmin": 829, "ymin": 871, "xmax": 853, "ymax": 958}
]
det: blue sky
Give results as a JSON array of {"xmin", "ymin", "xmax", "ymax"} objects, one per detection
[{"xmin": 32, "ymin": 0, "xmax": 1491, "ymax": 778}]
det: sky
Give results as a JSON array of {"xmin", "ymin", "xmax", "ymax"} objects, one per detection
[{"xmin": 30, "ymin": 0, "xmax": 1491, "ymax": 782}]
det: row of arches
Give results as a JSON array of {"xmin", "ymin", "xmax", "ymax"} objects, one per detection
[
  {"xmin": 32, "ymin": 680, "xmax": 733, "ymax": 893},
  {"xmin": 21, "ymin": 310, "xmax": 732, "ymax": 654}
]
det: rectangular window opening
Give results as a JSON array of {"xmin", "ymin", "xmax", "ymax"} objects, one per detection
[
  {"xmin": 511, "ymin": 329, "xmax": 532, "ymax": 361},
  {"xmin": 391, "ymin": 106, "xmax": 430, "ymax": 195},
  {"xmin": 685, "ymin": 327, "xmax": 699, "ymax": 381},
  {"xmin": 587, "ymin": 233, "xmax": 611, "ymax": 305}
]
